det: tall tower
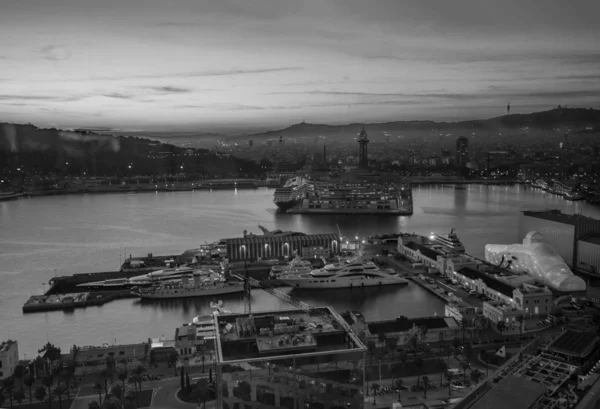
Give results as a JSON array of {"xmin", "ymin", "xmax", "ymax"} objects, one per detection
[
  {"xmin": 456, "ymin": 137, "xmax": 469, "ymax": 169},
  {"xmin": 358, "ymin": 126, "xmax": 369, "ymax": 169}
]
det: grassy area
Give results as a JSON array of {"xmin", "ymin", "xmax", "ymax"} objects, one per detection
[{"xmin": 366, "ymin": 358, "xmax": 447, "ymax": 381}]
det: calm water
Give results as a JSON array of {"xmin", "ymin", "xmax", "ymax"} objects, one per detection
[{"xmin": 2, "ymin": 185, "xmax": 600, "ymax": 358}]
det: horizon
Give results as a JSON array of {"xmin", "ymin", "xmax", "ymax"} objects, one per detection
[{"xmin": 1, "ymin": 0, "xmax": 599, "ymax": 133}]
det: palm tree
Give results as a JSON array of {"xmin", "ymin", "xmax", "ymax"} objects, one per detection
[
  {"xmin": 447, "ymin": 372, "xmax": 454, "ymax": 396},
  {"xmin": 415, "ymin": 356, "xmax": 424, "ymax": 387},
  {"xmin": 371, "ymin": 383, "xmax": 380, "ymax": 406},
  {"xmin": 59, "ymin": 366, "xmax": 74, "ymax": 400},
  {"xmin": 24, "ymin": 374, "xmax": 35, "ymax": 404},
  {"xmin": 471, "ymin": 368, "xmax": 484, "ymax": 385},
  {"xmin": 118, "ymin": 369, "xmax": 129, "ymax": 398},
  {"xmin": 53, "ymin": 383, "xmax": 67, "ymax": 409},
  {"xmin": 461, "ymin": 319, "xmax": 469, "ymax": 344},
  {"xmin": 130, "ymin": 365, "xmax": 146, "ymax": 407},
  {"xmin": 438, "ymin": 358, "xmax": 448, "ymax": 385},
  {"xmin": 396, "ymin": 379, "xmax": 403, "ymax": 403},
  {"xmin": 93, "ymin": 381, "xmax": 104, "ymax": 406},
  {"xmin": 0, "ymin": 391, "xmax": 5, "ymax": 409},
  {"xmin": 377, "ymin": 332, "xmax": 386, "ymax": 349},
  {"xmin": 34, "ymin": 386, "xmax": 47, "ymax": 404},
  {"xmin": 100, "ymin": 368, "xmax": 113, "ymax": 395},
  {"xmin": 13, "ymin": 390, "xmax": 25, "ymax": 405},
  {"xmin": 42, "ymin": 374, "xmax": 54, "ymax": 409},
  {"xmin": 168, "ymin": 350, "xmax": 179, "ymax": 376},
  {"xmin": 3, "ymin": 376, "xmax": 15, "ymax": 408},
  {"xmin": 88, "ymin": 401, "xmax": 101, "ymax": 409},
  {"xmin": 516, "ymin": 315, "xmax": 524, "ymax": 339},
  {"xmin": 191, "ymin": 378, "xmax": 215, "ymax": 409},
  {"xmin": 460, "ymin": 361, "xmax": 470, "ymax": 384},
  {"xmin": 422, "ymin": 376, "xmax": 430, "ymax": 399},
  {"xmin": 13, "ymin": 364, "xmax": 26, "ymax": 391}
]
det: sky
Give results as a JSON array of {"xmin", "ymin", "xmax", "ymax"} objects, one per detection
[{"xmin": 1, "ymin": 0, "xmax": 599, "ymax": 133}]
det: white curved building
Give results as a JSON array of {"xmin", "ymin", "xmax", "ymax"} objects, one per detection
[{"xmin": 484, "ymin": 231, "xmax": 586, "ymax": 292}]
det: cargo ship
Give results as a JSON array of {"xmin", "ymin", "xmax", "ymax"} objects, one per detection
[{"xmin": 286, "ymin": 182, "xmax": 413, "ymax": 215}]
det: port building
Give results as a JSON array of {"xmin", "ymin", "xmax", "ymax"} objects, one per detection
[
  {"xmin": 174, "ymin": 315, "xmax": 216, "ymax": 367},
  {"xmin": 69, "ymin": 342, "xmax": 150, "ymax": 376},
  {"xmin": 0, "ymin": 340, "xmax": 19, "ymax": 380},
  {"xmin": 223, "ymin": 232, "xmax": 339, "ymax": 261},
  {"xmin": 364, "ymin": 315, "xmax": 461, "ymax": 346},
  {"xmin": 213, "ymin": 306, "xmax": 366, "ymax": 409},
  {"xmin": 519, "ymin": 210, "xmax": 600, "ymax": 278}
]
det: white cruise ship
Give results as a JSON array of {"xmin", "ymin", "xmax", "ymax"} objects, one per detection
[
  {"xmin": 431, "ymin": 229, "xmax": 466, "ymax": 253},
  {"xmin": 278, "ymin": 259, "xmax": 408, "ymax": 289}
]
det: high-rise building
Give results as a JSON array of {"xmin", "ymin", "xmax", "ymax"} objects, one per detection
[
  {"xmin": 249, "ymin": 140, "xmax": 254, "ymax": 148},
  {"xmin": 0, "ymin": 340, "xmax": 19, "ymax": 380},
  {"xmin": 456, "ymin": 137, "xmax": 469, "ymax": 168},
  {"xmin": 214, "ymin": 307, "xmax": 367, "ymax": 409},
  {"xmin": 357, "ymin": 127, "xmax": 369, "ymax": 169}
]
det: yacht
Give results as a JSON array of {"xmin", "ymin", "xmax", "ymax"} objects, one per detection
[
  {"xmin": 129, "ymin": 265, "xmax": 213, "ymax": 285},
  {"xmin": 76, "ymin": 278, "xmax": 150, "ymax": 290},
  {"xmin": 270, "ymin": 257, "xmax": 314, "ymax": 278},
  {"xmin": 278, "ymin": 259, "xmax": 408, "ymax": 289},
  {"xmin": 131, "ymin": 275, "xmax": 244, "ymax": 299},
  {"xmin": 431, "ymin": 229, "xmax": 466, "ymax": 253}
]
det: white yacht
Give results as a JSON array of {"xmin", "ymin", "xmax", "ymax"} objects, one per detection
[
  {"xmin": 270, "ymin": 257, "xmax": 314, "ymax": 277},
  {"xmin": 132, "ymin": 275, "xmax": 244, "ymax": 299},
  {"xmin": 431, "ymin": 229, "xmax": 466, "ymax": 253},
  {"xmin": 278, "ymin": 259, "xmax": 408, "ymax": 289},
  {"xmin": 129, "ymin": 265, "xmax": 213, "ymax": 285}
]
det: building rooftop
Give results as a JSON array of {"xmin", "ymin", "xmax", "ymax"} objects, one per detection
[
  {"xmin": 547, "ymin": 330, "xmax": 600, "ymax": 358},
  {"xmin": 367, "ymin": 316, "xmax": 458, "ymax": 335},
  {"xmin": 458, "ymin": 267, "xmax": 515, "ymax": 298},
  {"xmin": 71, "ymin": 342, "xmax": 149, "ymax": 362},
  {"xmin": 470, "ymin": 376, "xmax": 546, "ymax": 409},
  {"xmin": 522, "ymin": 210, "xmax": 599, "ymax": 227},
  {"xmin": 215, "ymin": 307, "xmax": 366, "ymax": 363},
  {"xmin": 405, "ymin": 241, "xmax": 442, "ymax": 261},
  {"xmin": 223, "ymin": 233, "xmax": 338, "ymax": 245}
]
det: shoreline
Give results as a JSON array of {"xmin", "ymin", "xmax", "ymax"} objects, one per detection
[{"xmin": 9, "ymin": 179, "xmax": 524, "ymax": 200}]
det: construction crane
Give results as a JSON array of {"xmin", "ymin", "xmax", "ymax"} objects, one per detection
[{"xmin": 486, "ymin": 151, "xmax": 510, "ymax": 175}]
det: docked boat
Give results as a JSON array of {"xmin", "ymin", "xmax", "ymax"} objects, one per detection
[
  {"xmin": 273, "ymin": 176, "xmax": 314, "ymax": 211},
  {"xmin": 129, "ymin": 265, "xmax": 213, "ymax": 285},
  {"xmin": 431, "ymin": 229, "xmax": 466, "ymax": 253},
  {"xmin": 131, "ymin": 275, "xmax": 244, "ymax": 299},
  {"xmin": 278, "ymin": 259, "xmax": 408, "ymax": 289},
  {"xmin": 76, "ymin": 278, "xmax": 150, "ymax": 290},
  {"xmin": 269, "ymin": 257, "xmax": 314, "ymax": 278}
]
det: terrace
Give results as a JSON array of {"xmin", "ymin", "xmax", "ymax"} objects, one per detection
[{"xmin": 215, "ymin": 307, "xmax": 365, "ymax": 363}]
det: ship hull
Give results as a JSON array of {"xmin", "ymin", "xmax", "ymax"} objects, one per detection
[
  {"xmin": 279, "ymin": 277, "xmax": 408, "ymax": 289},
  {"xmin": 274, "ymin": 200, "xmax": 300, "ymax": 211},
  {"xmin": 136, "ymin": 285, "xmax": 244, "ymax": 299},
  {"xmin": 286, "ymin": 208, "xmax": 413, "ymax": 215}
]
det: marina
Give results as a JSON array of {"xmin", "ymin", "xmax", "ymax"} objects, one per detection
[{"xmin": 3, "ymin": 184, "xmax": 600, "ymax": 358}]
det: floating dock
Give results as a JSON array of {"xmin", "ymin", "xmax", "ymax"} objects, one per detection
[{"xmin": 22, "ymin": 290, "xmax": 134, "ymax": 313}]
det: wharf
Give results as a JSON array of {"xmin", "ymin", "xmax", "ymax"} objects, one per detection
[
  {"xmin": 22, "ymin": 290, "xmax": 133, "ymax": 313},
  {"xmin": 407, "ymin": 275, "xmax": 454, "ymax": 303}
]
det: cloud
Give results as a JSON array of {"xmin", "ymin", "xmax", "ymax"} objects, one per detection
[
  {"xmin": 142, "ymin": 86, "xmax": 192, "ymax": 93},
  {"xmin": 176, "ymin": 103, "xmax": 266, "ymax": 111},
  {"xmin": 102, "ymin": 93, "xmax": 134, "ymax": 99},
  {"xmin": 40, "ymin": 45, "xmax": 72, "ymax": 61},
  {"xmin": 0, "ymin": 95, "xmax": 61, "ymax": 101}
]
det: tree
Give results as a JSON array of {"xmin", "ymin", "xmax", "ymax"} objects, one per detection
[
  {"xmin": 111, "ymin": 383, "xmax": 123, "ymax": 401},
  {"xmin": 0, "ymin": 392, "xmax": 4, "ymax": 408},
  {"xmin": 377, "ymin": 332, "xmax": 386, "ymax": 349},
  {"xmin": 42, "ymin": 374, "xmax": 54, "ymax": 409},
  {"xmin": 24, "ymin": 374, "xmax": 35, "ymax": 404},
  {"xmin": 191, "ymin": 378, "xmax": 215, "ymax": 409},
  {"xmin": 34, "ymin": 386, "xmax": 47, "ymax": 404},
  {"xmin": 14, "ymin": 390, "xmax": 26, "ymax": 405},
  {"xmin": 88, "ymin": 401, "xmax": 101, "ymax": 409},
  {"xmin": 13, "ymin": 364, "xmax": 26, "ymax": 391},
  {"xmin": 186, "ymin": 372, "xmax": 192, "ymax": 393},
  {"xmin": 407, "ymin": 326, "xmax": 422, "ymax": 359},
  {"xmin": 93, "ymin": 381, "xmax": 104, "ymax": 406},
  {"xmin": 438, "ymin": 358, "xmax": 448, "ymax": 385},
  {"xmin": 53, "ymin": 383, "xmax": 68, "ymax": 409},
  {"xmin": 471, "ymin": 368, "xmax": 484, "ymax": 385},
  {"xmin": 446, "ymin": 372, "xmax": 454, "ymax": 396},
  {"xmin": 516, "ymin": 315, "xmax": 524, "ymax": 339},
  {"xmin": 422, "ymin": 376, "xmax": 430, "ymax": 399},
  {"xmin": 461, "ymin": 319, "xmax": 469, "ymax": 344},
  {"xmin": 38, "ymin": 343, "xmax": 62, "ymax": 364},
  {"xmin": 3, "ymin": 376, "xmax": 15, "ymax": 408},
  {"xmin": 463, "ymin": 343, "xmax": 474, "ymax": 361},
  {"xmin": 169, "ymin": 350, "xmax": 179, "ymax": 377},
  {"xmin": 415, "ymin": 356, "xmax": 424, "ymax": 387},
  {"xmin": 59, "ymin": 367, "xmax": 73, "ymax": 400},
  {"xmin": 452, "ymin": 337, "xmax": 461, "ymax": 350},
  {"xmin": 130, "ymin": 365, "xmax": 146, "ymax": 407},
  {"xmin": 371, "ymin": 383, "xmax": 380, "ymax": 406},
  {"xmin": 100, "ymin": 368, "xmax": 114, "ymax": 395},
  {"xmin": 180, "ymin": 366, "xmax": 185, "ymax": 391},
  {"xmin": 396, "ymin": 379, "xmax": 404, "ymax": 403},
  {"xmin": 460, "ymin": 361, "xmax": 471, "ymax": 384},
  {"xmin": 117, "ymin": 369, "xmax": 128, "ymax": 398},
  {"xmin": 366, "ymin": 340, "xmax": 376, "ymax": 364}
]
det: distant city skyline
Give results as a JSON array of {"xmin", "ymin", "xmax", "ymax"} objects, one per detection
[{"xmin": 1, "ymin": 0, "xmax": 599, "ymax": 133}]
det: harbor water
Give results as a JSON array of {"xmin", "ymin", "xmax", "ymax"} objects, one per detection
[{"xmin": 2, "ymin": 184, "xmax": 600, "ymax": 358}]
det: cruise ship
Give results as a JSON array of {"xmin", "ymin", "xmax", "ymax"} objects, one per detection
[
  {"xmin": 286, "ymin": 182, "xmax": 413, "ymax": 215},
  {"xmin": 278, "ymin": 259, "xmax": 409, "ymax": 289},
  {"xmin": 131, "ymin": 275, "xmax": 244, "ymax": 299},
  {"xmin": 431, "ymin": 229, "xmax": 466, "ymax": 253},
  {"xmin": 273, "ymin": 176, "xmax": 314, "ymax": 211}
]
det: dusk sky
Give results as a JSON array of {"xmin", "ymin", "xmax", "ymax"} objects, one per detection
[{"xmin": 1, "ymin": 0, "xmax": 599, "ymax": 133}]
